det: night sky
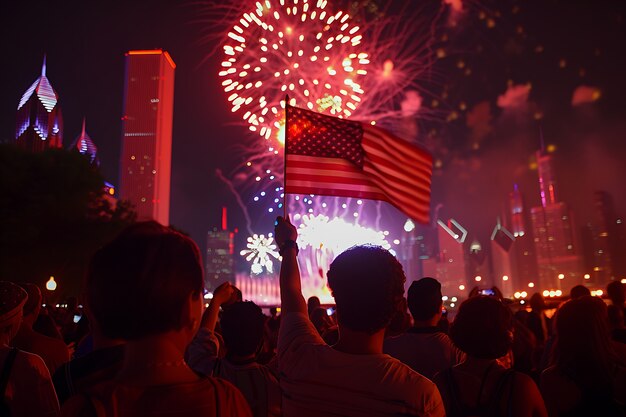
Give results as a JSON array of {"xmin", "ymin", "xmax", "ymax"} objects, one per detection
[{"xmin": 2, "ymin": 0, "xmax": 625, "ymax": 263}]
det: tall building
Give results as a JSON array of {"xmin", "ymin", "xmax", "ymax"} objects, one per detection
[
  {"xmin": 582, "ymin": 191, "xmax": 626, "ymax": 284},
  {"xmin": 530, "ymin": 147, "xmax": 581, "ymax": 290},
  {"xmin": 491, "ymin": 220, "xmax": 516, "ymax": 297},
  {"xmin": 422, "ymin": 218, "xmax": 468, "ymax": 295},
  {"xmin": 119, "ymin": 50, "xmax": 175, "ymax": 225},
  {"xmin": 505, "ymin": 185, "xmax": 538, "ymax": 287},
  {"xmin": 71, "ymin": 118, "xmax": 99, "ymax": 165},
  {"xmin": 15, "ymin": 56, "xmax": 63, "ymax": 151},
  {"xmin": 206, "ymin": 208, "xmax": 235, "ymax": 290}
]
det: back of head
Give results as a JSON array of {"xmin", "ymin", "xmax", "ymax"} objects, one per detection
[
  {"xmin": 554, "ymin": 296, "xmax": 613, "ymax": 366},
  {"xmin": 87, "ymin": 221, "xmax": 204, "ymax": 341},
  {"xmin": 606, "ymin": 281, "xmax": 625, "ymax": 305},
  {"xmin": 407, "ymin": 277, "xmax": 442, "ymax": 322},
  {"xmin": 220, "ymin": 301, "xmax": 265, "ymax": 357},
  {"xmin": 554, "ymin": 296, "xmax": 616, "ymax": 388},
  {"xmin": 570, "ymin": 285, "xmax": 591, "ymax": 299},
  {"xmin": 529, "ymin": 292, "xmax": 546, "ymax": 311},
  {"xmin": 19, "ymin": 283, "xmax": 42, "ymax": 317},
  {"xmin": 0, "ymin": 281, "xmax": 28, "ymax": 337},
  {"xmin": 327, "ymin": 245, "xmax": 405, "ymax": 334},
  {"xmin": 450, "ymin": 296, "xmax": 513, "ymax": 359}
]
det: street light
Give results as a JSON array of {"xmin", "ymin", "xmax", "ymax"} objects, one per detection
[{"xmin": 46, "ymin": 276, "xmax": 57, "ymax": 291}]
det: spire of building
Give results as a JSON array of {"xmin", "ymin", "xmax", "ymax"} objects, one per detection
[
  {"xmin": 15, "ymin": 57, "xmax": 63, "ymax": 151},
  {"xmin": 72, "ymin": 117, "xmax": 99, "ymax": 165}
]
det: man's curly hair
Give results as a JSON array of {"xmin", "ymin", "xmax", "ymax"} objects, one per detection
[{"xmin": 327, "ymin": 245, "xmax": 406, "ymax": 334}]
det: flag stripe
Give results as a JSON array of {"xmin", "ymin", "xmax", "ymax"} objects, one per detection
[
  {"xmin": 364, "ymin": 125, "xmax": 432, "ymax": 164},
  {"xmin": 364, "ymin": 152, "xmax": 432, "ymax": 192},
  {"xmin": 284, "ymin": 105, "xmax": 433, "ymax": 223},
  {"xmin": 363, "ymin": 164, "xmax": 431, "ymax": 207},
  {"xmin": 363, "ymin": 136, "xmax": 433, "ymax": 180}
]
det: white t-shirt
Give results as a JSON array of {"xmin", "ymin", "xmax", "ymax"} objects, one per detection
[
  {"xmin": 277, "ymin": 312, "xmax": 445, "ymax": 417},
  {"xmin": 384, "ymin": 328, "xmax": 465, "ymax": 380}
]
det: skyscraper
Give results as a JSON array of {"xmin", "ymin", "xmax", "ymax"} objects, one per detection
[
  {"xmin": 491, "ymin": 219, "xmax": 516, "ymax": 297},
  {"xmin": 71, "ymin": 118, "xmax": 99, "ymax": 165},
  {"xmin": 15, "ymin": 56, "xmax": 63, "ymax": 151},
  {"xmin": 119, "ymin": 50, "xmax": 175, "ymax": 225},
  {"xmin": 505, "ymin": 184, "xmax": 538, "ymax": 288},
  {"xmin": 530, "ymin": 147, "xmax": 581, "ymax": 290},
  {"xmin": 206, "ymin": 208, "xmax": 235, "ymax": 290},
  {"xmin": 422, "ymin": 218, "xmax": 468, "ymax": 294}
]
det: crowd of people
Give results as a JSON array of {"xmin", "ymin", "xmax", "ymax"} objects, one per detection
[{"xmin": 0, "ymin": 218, "xmax": 625, "ymax": 416}]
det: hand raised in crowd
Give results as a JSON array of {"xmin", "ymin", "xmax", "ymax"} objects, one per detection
[
  {"xmin": 274, "ymin": 216, "xmax": 297, "ymax": 248},
  {"xmin": 212, "ymin": 282, "xmax": 237, "ymax": 307}
]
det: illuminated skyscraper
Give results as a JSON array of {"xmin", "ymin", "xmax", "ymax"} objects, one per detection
[
  {"xmin": 530, "ymin": 147, "xmax": 581, "ymax": 290},
  {"xmin": 505, "ymin": 184, "xmax": 538, "ymax": 288},
  {"xmin": 71, "ymin": 118, "xmax": 99, "ymax": 165},
  {"xmin": 15, "ymin": 56, "xmax": 63, "ymax": 151},
  {"xmin": 491, "ymin": 220, "xmax": 516, "ymax": 297},
  {"xmin": 422, "ymin": 218, "xmax": 468, "ymax": 294},
  {"xmin": 119, "ymin": 50, "xmax": 175, "ymax": 225},
  {"xmin": 206, "ymin": 208, "xmax": 235, "ymax": 290}
]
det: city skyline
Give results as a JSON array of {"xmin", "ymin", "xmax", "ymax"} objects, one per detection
[{"xmin": 2, "ymin": 0, "xmax": 626, "ymax": 281}]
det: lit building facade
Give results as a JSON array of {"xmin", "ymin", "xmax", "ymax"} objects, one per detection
[
  {"xmin": 582, "ymin": 191, "xmax": 626, "ymax": 285},
  {"xmin": 422, "ymin": 219, "xmax": 468, "ymax": 294},
  {"xmin": 15, "ymin": 57, "xmax": 63, "ymax": 151},
  {"xmin": 205, "ymin": 207, "xmax": 236, "ymax": 290},
  {"xmin": 530, "ymin": 149, "xmax": 581, "ymax": 290},
  {"xmin": 491, "ymin": 220, "xmax": 516, "ymax": 297},
  {"xmin": 505, "ymin": 185, "xmax": 538, "ymax": 288},
  {"xmin": 119, "ymin": 50, "xmax": 175, "ymax": 225}
]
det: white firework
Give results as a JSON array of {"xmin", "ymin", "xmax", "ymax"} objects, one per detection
[{"xmin": 240, "ymin": 233, "xmax": 280, "ymax": 274}]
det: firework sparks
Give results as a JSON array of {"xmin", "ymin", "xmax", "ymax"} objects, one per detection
[
  {"xmin": 220, "ymin": 0, "xmax": 368, "ymax": 145},
  {"xmin": 240, "ymin": 233, "xmax": 280, "ymax": 274}
]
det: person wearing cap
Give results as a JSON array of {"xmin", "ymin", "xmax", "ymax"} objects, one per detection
[
  {"xmin": 384, "ymin": 277, "xmax": 465, "ymax": 380},
  {"xmin": 0, "ymin": 281, "xmax": 60, "ymax": 416},
  {"xmin": 12, "ymin": 283, "xmax": 70, "ymax": 374}
]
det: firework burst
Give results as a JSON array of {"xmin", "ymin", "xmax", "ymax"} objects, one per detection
[
  {"xmin": 240, "ymin": 233, "xmax": 280, "ymax": 274},
  {"xmin": 220, "ymin": 0, "xmax": 368, "ymax": 146}
]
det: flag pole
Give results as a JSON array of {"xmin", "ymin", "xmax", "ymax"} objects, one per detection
[{"xmin": 283, "ymin": 95, "xmax": 290, "ymax": 219}]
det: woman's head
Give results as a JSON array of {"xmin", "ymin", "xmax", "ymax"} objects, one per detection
[
  {"xmin": 553, "ymin": 296, "xmax": 615, "ymax": 374},
  {"xmin": 87, "ymin": 221, "xmax": 204, "ymax": 341},
  {"xmin": 450, "ymin": 296, "xmax": 513, "ymax": 359}
]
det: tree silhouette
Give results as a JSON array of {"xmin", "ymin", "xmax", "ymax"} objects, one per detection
[{"xmin": 0, "ymin": 144, "xmax": 136, "ymax": 298}]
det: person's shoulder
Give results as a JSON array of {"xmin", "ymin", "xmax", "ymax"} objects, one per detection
[
  {"xmin": 382, "ymin": 354, "xmax": 437, "ymax": 386},
  {"xmin": 14, "ymin": 348, "xmax": 52, "ymax": 377}
]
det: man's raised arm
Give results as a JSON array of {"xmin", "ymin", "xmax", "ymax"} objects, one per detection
[{"xmin": 274, "ymin": 216, "xmax": 307, "ymax": 315}]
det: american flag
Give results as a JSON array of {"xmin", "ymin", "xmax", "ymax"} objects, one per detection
[{"xmin": 284, "ymin": 105, "xmax": 433, "ymax": 224}]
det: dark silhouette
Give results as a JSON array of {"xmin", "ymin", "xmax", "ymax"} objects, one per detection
[
  {"xmin": 61, "ymin": 221, "xmax": 251, "ymax": 416},
  {"xmin": 434, "ymin": 296, "xmax": 547, "ymax": 417},
  {"xmin": 541, "ymin": 296, "xmax": 626, "ymax": 416},
  {"xmin": 0, "ymin": 281, "xmax": 59, "ymax": 416},
  {"xmin": 385, "ymin": 278, "xmax": 464, "ymax": 379},
  {"xmin": 187, "ymin": 282, "xmax": 280, "ymax": 417},
  {"xmin": 274, "ymin": 216, "xmax": 444, "ymax": 417}
]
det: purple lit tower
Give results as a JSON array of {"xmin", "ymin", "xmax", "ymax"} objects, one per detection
[
  {"xmin": 71, "ymin": 118, "xmax": 99, "ymax": 165},
  {"xmin": 15, "ymin": 56, "xmax": 63, "ymax": 151},
  {"xmin": 530, "ymin": 143, "xmax": 581, "ymax": 291}
]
